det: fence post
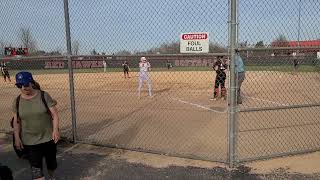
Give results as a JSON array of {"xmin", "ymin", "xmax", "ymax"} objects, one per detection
[
  {"xmin": 63, "ymin": 0, "xmax": 77, "ymax": 143},
  {"xmin": 228, "ymin": 0, "xmax": 238, "ymax": 168}
]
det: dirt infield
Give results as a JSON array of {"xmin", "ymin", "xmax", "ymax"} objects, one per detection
[{"xmin": 0, "ymin": 70, "xmax": 319, "ymax": 162}]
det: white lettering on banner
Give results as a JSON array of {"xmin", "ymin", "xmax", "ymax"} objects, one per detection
[
  {"xmin": 45, "ymin": 61, "xmax": 65, "ymax": 69},
  {"xmin": 182, "ymin": 33, "xmax": 208, "ymax": 40},
  {"xmin": 180, "ymin": 32, "xmax": 209, "ymax": 53}
]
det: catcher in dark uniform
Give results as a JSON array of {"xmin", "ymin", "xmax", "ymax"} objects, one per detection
[
  {"xmin": 211, "ymin": 56, "xmax": 227, "ymax": 100},
  {"xmin": 1, "ymin": 62, "xmax": 11, "ymax": 82}
]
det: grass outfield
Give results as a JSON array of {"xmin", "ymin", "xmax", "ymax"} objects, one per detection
[
  {"xmin": 6, "ymin": 64, "xmax": 320, "ymax": 75},
  {"xmin": 247, "ymin": 64, "xmax": 320, "ymax": 72}
]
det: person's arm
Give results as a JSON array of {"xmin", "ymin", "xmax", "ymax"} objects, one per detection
[
  {"xmin": 235, "ymin": 55, "xmax": 239, "ymax": 67},
  {"xmin": 224, "ymin": 63, "xmax": 228, "ymax": 70},
  {"xmin": 49, "ymin": 106, "xmax": 60, "ymax": 143},
  {"xmin": 12, "ymin": 112, "xmax": 23, "ymax": 150},
  {"xmin": 213, "ymin": 61, "xmax": 219, "ymax": 71},
  {"xmin": 213, "ymin": 61, "xmax": 218, "ymax": 68}
]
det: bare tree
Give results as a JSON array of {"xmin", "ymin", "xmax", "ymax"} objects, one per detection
[
  {"xmin": 91, "ymin": 49, "xmax": 97, "ymax": 55},
  {"xmin": 255, "ymin": 41, "xmax": 265, "ymax": 48},
  {"xmin": 0, "ymin": 40, "xmax": 5, "ymax": 55},
  {"xmin": 239, "ymin": 41, "xmax": 248, "ymax": 48},
  {"xmin": 72, "ymin": 40, "xmax": 80, "ymax": 55},
  {"xmin": 0, "ymin": 40, "xmax": 5, "ymax": 48},
  {"xmin": 136, "ymin": 41, "xmax": 227, "ymax": 54},
  {"xmin": 272, "ymin": 34, "xmax": 290, "ymax": 47},
  {"xmin": 209, "ymin": 42, "xmax": 227, "ymax": 53},
  {"xmin": 20, "ymin": 27, "xmax": 37, "ymax": 53},
  {"xmin": 271, "ymin": 34, "xmax": 291, "ymax": 55},
  {"xmin": 115, "ymin": 50, "xmax": 131, "ymax": 55}
]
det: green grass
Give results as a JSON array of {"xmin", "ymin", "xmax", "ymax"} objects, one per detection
[
  {"xmin": 9, "ymin": 67, "xmax": 214, "ymax": 75},
  {"xmin": 7, "ymin": 65, "xmax": 320, "ymax": 76},
  {"xmin": 246, "ymin": 65, "xmax": 320, "ymax": 72}
]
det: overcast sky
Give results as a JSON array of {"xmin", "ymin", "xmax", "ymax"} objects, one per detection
[{"xmin": 0, "ymin": 0, "xmax": 319, "ymax": 54}]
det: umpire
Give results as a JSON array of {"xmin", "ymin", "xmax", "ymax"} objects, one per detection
[{"xmin": 235, "ymin": 50, "xmax": 246, "ymax": 104}]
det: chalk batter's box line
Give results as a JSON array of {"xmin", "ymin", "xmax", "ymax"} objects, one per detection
[
  {"xmin": 172, "ymin": 97, "xmax": 227, "ymax": 114},
  {"xmin": 244, "ymin": 95, "xmax": 290, "ymax": 106}
]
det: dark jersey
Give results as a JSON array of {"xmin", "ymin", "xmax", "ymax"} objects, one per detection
[
  {"xmin": 1, "ymin": 64, "xmax": 9, "ymax": 75},
  {"xmin": 123, "ymin": 63, "xmax": 129, "ymax": 71},
  {"xmin": 293, "ymin": 59, "xmax": 299, "ymax": 66},
  {"xmin": 213, "ymin": 61, "xmax": 227, "ymax": 74}
]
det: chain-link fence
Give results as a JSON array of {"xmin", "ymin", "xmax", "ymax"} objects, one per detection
[
  {"xmin": 0, "ymin": 0, "xmax": 320, "ymax": 166},
  {"xmin": 235, "ymin": 0, "xmax": 320, "ymax": 163}
]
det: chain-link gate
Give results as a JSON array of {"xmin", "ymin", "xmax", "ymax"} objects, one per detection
[
  {"xmin": 235, "ymin": 0, "xmax": 320, "ymax": 163},
  {"xmin": 0, "ymin": 0, "xmax": 320, "ymax": 167},
  {"xmin": 70, "ymin": 53, "xmax": 230, "ymax": 162}
]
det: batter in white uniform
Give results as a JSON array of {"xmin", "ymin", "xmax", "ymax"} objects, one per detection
[{"xmin": 138, "ymin": 57, "xmax": 152, "ymax": 98}]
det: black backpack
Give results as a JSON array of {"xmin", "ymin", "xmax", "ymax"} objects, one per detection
[
  {"xmin": 10, "ymin": 90, "xmax": 51, "ymax": 159},
  {"xmin": 0, "ymin": 163, "xmax": 13, "ymax": 180}
]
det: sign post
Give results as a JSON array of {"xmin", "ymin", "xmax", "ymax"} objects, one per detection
[{"xmin": 180, "ymin": 32, "xmax": 209, "ymax": 53}]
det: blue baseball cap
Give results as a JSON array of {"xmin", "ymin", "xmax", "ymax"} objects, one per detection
[{"xmin": 15, "ymin": 71, "xmax": 33, "ymax": 85}]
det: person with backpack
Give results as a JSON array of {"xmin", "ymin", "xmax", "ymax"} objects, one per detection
[{"xmin": 11, "ymin": 71, "xmax": 60, "ymax": 180}]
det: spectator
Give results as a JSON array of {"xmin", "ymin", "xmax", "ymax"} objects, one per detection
[{"xmin": 12, "ymin": 71, "xmax": 60, "ymax": 180}]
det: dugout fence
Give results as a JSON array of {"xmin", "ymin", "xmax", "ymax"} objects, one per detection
[{"xmin": 1, "ymin": 0, "xmax": 320, "ymax": 167}]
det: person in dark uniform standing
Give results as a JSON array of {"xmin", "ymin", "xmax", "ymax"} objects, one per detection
[
  {"xmin": 211, "ymin": 56, "xmax": 227, "ymax": 100},
  {"xmin": 1, "ymin": 62, "xmax": 11, "ymax": 82},
  {"xmin": 166, "ymin": 60, "xmax": 172, "ymax": 69},
  {"xmin": 122, "ymin": 61, "xmax": 130, "ymax": 78},
  {"xmin": 293, "ymin": 58, "xmax": 299, "ymax": 75}
]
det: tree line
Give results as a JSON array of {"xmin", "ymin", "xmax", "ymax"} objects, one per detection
[{"xmin": 0, "ymin": 27, "xmax": 301, "ymax": 57}]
